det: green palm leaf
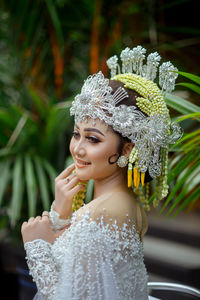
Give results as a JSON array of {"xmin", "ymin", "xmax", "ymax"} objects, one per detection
[
  {"xmin": 0, "ymin": 160, "xmax": 11, "ymax": 206},
  {"xmin": 168, "ymin": 150, "xmax": 198, "ymax": 182},
  {"xmin": 28, "ymin": 87, "xmax": 47, "ymax": 119},
  {"xmin": 44, "ymin": 104, "xmax": 71, "ymax": 153},
  {"xmin": 34, "ymin": 156, "xmax": 50, "ymax": 211},
  {"xmin": 25, "ymin": 155, "xmax": 37, "ymax": 218},
  {"xmin": 44, "ymin": 0, "xmax": 64, "ymax": 48},
  {"xmin": 7, "ymin": 113, "xmax": 28, "ymax": 148},
  {"xmin": 176, "ymin": 113, "xmax": 200, "ymax": 123},
  {"xmin": 177, "ymin": 83, "xmax": 200, "ymax": 95},
  {"xmin": 164, "ymin": 163, "xmax": 200, "ymax": 217},
  {"xmin": 9, "ymin": 156, "xmax": 24, "ymax": 226},
  {"xmin": 172, "ymin": 186, "xmax": 200, "ymax": 218},
  {"xmin": 165, "ymin": 93, "xmax": 200, "ymax": 115},
  {"xmin": 160, "ymin": 161, "xmax": 196, "ymax": 216},
  {"xmin": 42, "ymin": 160, "xmax": 57, "ymax": 194},
  {"xmin": 178, "ymin": 71, "xmax": 200, "ymax": 85},
  {"xmin": 0, "ymin": 108, "xmax": 16, "ymax": 128}
]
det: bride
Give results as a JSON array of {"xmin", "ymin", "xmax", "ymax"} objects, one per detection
[{"xmin": 21, "ymin": 46, "xmax": 182, "ymax": 300}]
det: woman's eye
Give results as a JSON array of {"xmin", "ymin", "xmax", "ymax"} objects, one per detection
[
  {"xmin": 86, "ymin": 136, "xmax": 100, "ymax": 143},
  {"xmin": 72, "ymin": 131, "xmax": 100, "ymax": 143},
  {"xmin": 72, "ymin": 131, "xmax": 80, "ymax": 139}
]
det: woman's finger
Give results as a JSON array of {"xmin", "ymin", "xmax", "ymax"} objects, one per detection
[
  {"xmin": 63, "ymin": 173, "xmax": 76, "ymax": 184},
  {"xmin": 42, "ymin": 215, "xmax": 50, "ymax": 223},
  {"xmin": 70, "ymin": 184, "xmax": 85, "ymax": 195},
  {"xmin": 28, "ymin": 217, "xmax": 35, "ymax": 223},
  {"xmin": 42, "ymin": 211, "xmax": 49, "ymax": 217},
  {"xmin": 21, "ymin": 222, "xmax": 28, "ymax": 231},
  {"xmin": 56, "ymin": 163, "xmax": 75, "ymax": 180},
  {"xmin": 42, "ymin": 211, "xmax": 50, "ymax": 222},
  {"xmin": 64, "ymin": 176, "xmax": 81, "ymax": 190}
]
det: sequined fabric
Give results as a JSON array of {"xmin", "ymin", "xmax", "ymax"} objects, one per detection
[
  {"xmin": 25, "ymin": 201, "xmax": 149, "ymax": 300},
  {"xmin": 49, "ymin": 201, "xmax": 71, "ymax": 232}
]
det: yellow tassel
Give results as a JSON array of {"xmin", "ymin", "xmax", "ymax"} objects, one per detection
[
  {"xmin": 136, "ymin": 171, "xmax": 140, "ymax": 189},
  {"xmin": 133, "ymin": 167, "xmax": 138, "ymax": 188},
  {"xmin": 128, "ymin": 168, "xmax": 132, "ymax": 188},
  {"xmin": 141, "ymin": 172, "xmax": 145, "ymax": 186}
]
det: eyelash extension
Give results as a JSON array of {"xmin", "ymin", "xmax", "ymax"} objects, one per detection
[
  {"xmin": 86, "ymin": 136, "xmax": 100, "ymax": 143},
  {"xmin": 72, "ymin": 131, "xmax": 100, "ymax": 143},
  {"xmin": 72, "ymin": 131, "xmax": 79, "ymax": 138}
]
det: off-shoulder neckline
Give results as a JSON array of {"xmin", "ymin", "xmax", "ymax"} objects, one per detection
[{"xmin": 75, "ymin": 190, "xmax": 137, "ymax": 220}]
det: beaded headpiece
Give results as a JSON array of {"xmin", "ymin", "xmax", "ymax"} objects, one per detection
[{"xmin": 70, "ymin": 46, "xmax": 183, "ymax": 210}]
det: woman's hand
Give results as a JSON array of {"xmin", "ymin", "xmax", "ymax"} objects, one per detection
[
  {"xmin": 21, "ymin": 211, "xmax": 56, "ymax": 244},
  {"xmin": 54, "ymin": 163, "xmax": 85, "ymax": 219}
]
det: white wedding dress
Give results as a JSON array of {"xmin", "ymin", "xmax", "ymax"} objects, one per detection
[{"xmin": 24, "ymin": 193, "xmax": 160, "ymax": 300}]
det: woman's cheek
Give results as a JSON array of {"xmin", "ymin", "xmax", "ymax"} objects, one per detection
[{"xmin": 69, "ymin": 139, "xmax": 74, "ymax": 155}]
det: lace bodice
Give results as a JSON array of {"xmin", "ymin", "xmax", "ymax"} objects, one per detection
[{"xmin": 24, "ymin": 194, "xmax": 149, "ymax": 300}]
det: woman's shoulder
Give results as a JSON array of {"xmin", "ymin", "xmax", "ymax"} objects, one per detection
[
  {"xmin": 75, "ymin": 191, "xmax": 133, "ymax": 221},
  {"xmin": 72, "ymin": 190, "xmax": 147, "ymax": 241},
  {"xmin": 75, "ymin": 190, "xmax": 147, "ymax": 233},
  {"xmin": 98, "ymin": 190, "xmax": 137, "ymax": 207},
  {"xmin": 91, "ymin": 191, "xmax": 148, "ymax": 240},
  {"xmin": 91, "ymin": 190, "xmax": 138, "ymax": 221}
]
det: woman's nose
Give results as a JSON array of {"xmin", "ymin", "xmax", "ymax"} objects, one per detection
[{"xmin": 73, "ymin": 140, "xmax": 86, "ymax": 157}]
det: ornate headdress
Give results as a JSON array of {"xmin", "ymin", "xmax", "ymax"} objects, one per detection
[{"xmin": 70, "ymin": 46, "xmax": 183, "ymax": 210}]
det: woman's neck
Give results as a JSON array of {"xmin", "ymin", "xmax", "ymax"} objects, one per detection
[{"xmin": 93, "ymin": 169, "xmax": 129, "ymax": 199}]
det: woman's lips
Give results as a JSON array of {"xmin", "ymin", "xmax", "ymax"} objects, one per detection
[{"xmin": 75, "ymin": 159, "xmax": 91, "ymax": 168}]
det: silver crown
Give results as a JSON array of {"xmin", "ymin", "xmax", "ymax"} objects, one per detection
[
  {"xmin": 70, "ymin": 71, "xmax": 143, "ymax": 127},
  {"xmin": 107, "ymin": 45, "xmax": 178, "ymax": 93},
  {"xmin": 70, "ymin": 47, "xmax": 182, "ymax": 179}
]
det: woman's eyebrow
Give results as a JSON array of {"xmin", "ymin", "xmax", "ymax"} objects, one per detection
[
  {"xmin": 75, "ymin": 124, "xmax": 80, "ymax": 129},
  {"xmin": 84, "ymin": 128, "xmax": 105, "ymax": 137}
]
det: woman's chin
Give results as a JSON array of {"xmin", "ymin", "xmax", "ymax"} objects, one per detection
[
  {"xmin": 79, "ymin": 176, "xmax": 91, "ymax": 182},
  {"xmin": 75, "ymin": 168, "xmax": 91, "ymax": 181}
]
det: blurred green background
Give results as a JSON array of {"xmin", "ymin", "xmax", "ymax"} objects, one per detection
[{"xmin": 0, "ymin": 0, "xmax": 200, "ymax": 244}]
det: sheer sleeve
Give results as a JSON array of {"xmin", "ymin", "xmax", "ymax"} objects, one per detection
[
  {"xmin": 49, "ymin": 201, "xmax": 71, "ymax": 232},
  {"xmin": 24, "ymin": 239, "xmax": 58, "ymax": 300},
  {"xmin": 52, "ymin": 193, "xmax": 149, "ymax": 300}
]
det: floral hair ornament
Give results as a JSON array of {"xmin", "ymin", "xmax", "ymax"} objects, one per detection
[{"xmin": 70, "ymin": 46, "xmax": 183, "ymax": 210}]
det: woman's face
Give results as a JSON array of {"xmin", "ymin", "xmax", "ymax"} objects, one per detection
[{"xmin": 70, "ymin": 118, "xmax": 121, "ymax": 181}]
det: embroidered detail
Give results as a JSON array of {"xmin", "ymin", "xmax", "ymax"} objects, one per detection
[
  {"xmin": 24, "ymin": 239, "xmax": 58, "ymax": 299},
  {"xmin": 24, "ymin": 209, "xmax": 148, "ymax": 300},
  {"xmin": 49, "ymin": 201, "xmax": 71, "ymax": 232}
]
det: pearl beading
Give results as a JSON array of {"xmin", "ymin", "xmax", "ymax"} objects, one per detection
[{"xmin": 24, "ymin": 207, "xmax": 148, "ymax": 300}]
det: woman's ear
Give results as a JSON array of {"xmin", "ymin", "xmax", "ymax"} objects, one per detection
[{"xmin": 122, "ymin": 142, "xmax": 134, "ymax": 157}]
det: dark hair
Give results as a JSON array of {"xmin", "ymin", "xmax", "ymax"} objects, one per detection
[
  {"xmin": 109, "ymin": 79, "xmax": 152, "ymax": 183},
  {"xmin": 109, "ymin": 80, "xmax": 145, "ymax": 110}
]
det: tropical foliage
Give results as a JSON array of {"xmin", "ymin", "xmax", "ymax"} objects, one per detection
[
  {"xmin": 0, "ymin": 0, "xmax": 199, "ymax": 241},
  {"xmin": 160, "ymin": 72, "xmax": 200, "ymax": 218},
  {"xmin": 0, "ymin": 94, "xmax": 73, "ymax": 224}
]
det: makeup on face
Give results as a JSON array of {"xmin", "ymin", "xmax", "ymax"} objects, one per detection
[
  {"xmin": 75, "ymin": 157, "xmax": 91, "ymax": 168},
  {"xmin": 69, "ymin": 119, "xmax": 120, "ymax": 181}
]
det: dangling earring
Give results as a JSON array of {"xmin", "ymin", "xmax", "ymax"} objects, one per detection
[
  {"xmin": 127, "ymin": 147, "xmax": 138, "ymax": 188},
  {"xmin": 117, "ymin": 155, "xmax": 128, "ymax": 167},
  {"xmin": 108, "ymin": 153, "xmax": 119, "ymax": 164}
]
